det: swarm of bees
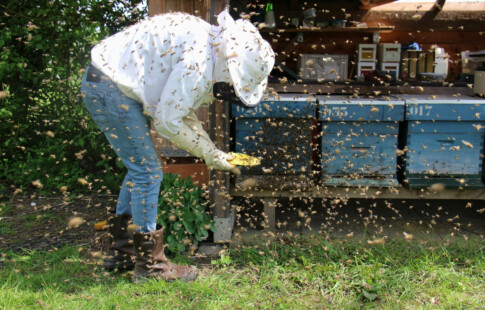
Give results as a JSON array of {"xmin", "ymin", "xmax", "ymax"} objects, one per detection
[{"xmin": 2, "ymin": 1, "xmax": 484, "ymax": 264}]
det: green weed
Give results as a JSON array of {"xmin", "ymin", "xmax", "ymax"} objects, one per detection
[{"xmin": 157, "ymin": 174, "xmax": 215, "ymax": 255}]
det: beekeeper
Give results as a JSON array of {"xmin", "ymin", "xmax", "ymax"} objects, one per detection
[{"xmin": 80, "ymin": 9, "xmax": 275, "ymax": 283}]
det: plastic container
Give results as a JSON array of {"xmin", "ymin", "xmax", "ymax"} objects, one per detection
[
  {"xmin": 474, "ymin": 67, "xmax": 485, "ymax": 96},
  {"xmin": 332, "ymin": 20, "xmax": 346, "ymax": 28},
  {"xmin": 379, "ymin": 43, "xmax": 401, "ymax": 62},
  {"xmin": 302, "ymin": 8, "xmax": 316, "ymax": 27},
  {"xmin": 380, "ymin": 62, "xmax": 400, "ymax": 80},
  {"xmin": 358, "ymin": 44, "xmax": 377, "ymax": 61},
  {"xmin": 299, "ymin": 54, "xmax": 349, "ymax": 81},
  {"xmin": 357, "ymin": 62, "xmax": 376, "ymax": 78},
  {"xmin": 264, "ymin": 2, "xmax": 276, "ymax": 28}
]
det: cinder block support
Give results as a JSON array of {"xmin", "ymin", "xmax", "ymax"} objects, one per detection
[{"xmin": 263, "ymin": 198, "xmax": 277, "ymax": 232}]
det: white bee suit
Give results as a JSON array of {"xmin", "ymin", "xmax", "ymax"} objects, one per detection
[{"xmin": 91, "ymin": 10, "xmax": 274, "ymax": 170}]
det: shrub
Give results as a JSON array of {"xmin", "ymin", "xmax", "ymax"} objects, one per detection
[
  {"xmin": 157, "ymin": 174, "xmax": 216, "ymax": 254},
  {"xmin": 0, "ymin": 0, "xmax": 147, "ymax": 196}
]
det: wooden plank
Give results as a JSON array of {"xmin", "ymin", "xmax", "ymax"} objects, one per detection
[
  {"xmin": 260, "ymin": 27, "xmax": 395, "ymax": 33},
  {"xmin": 275, "ymin": 35, "xmax": 298, "ymax": 63},
  {"xmin": 148, "ymin": 0, "xmax": 166, "ymax": 16},
  {"xmin": 380, "ymin": 31, "xmax": 485, "ymax": 45},
  {"xmin": 162, "ymin": 163, "xmax": 210, "ymax": 186},
  {"xmin": 359, "ymin": 0, "xmax": 395, "ymax": 10},
  {"xmin": 269, "ymin": 84, "xmax": 474, "ymax": 96},
  {"xmin": 210, "ymin": 0, "xmax": 228, "ymax": 23},
  {"xmin": 194, "ymin": 0, "xmax": 209, "ymax": 20},
  {"xmin": 234, "ymin": 175, "xmax": 314, "ymax": 192},
  {"xmin": 165, "ymin": 0, "xmax": 180, "ymax": 12},
  {"xmin": 180, "ymin": 0, "xmax": 194, "ymax": 14},
  {"xmin": 231, "ymin": 186, "xmax": 485, "ymax": 200},
  {"xmin": 149, "ymin": 0, "xmax": 210, "ymax": 16}
]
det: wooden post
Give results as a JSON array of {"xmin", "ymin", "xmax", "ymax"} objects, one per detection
[
  {"xmin": 207, "ymin": 0, "xmax": 233, "ymax": 243},
  {"xmin": 263, "ymin": 198, "xmax": 277, "ymax": 232},
  {"xmin": 148, "ymin": 0, "xmax": 212, "ymax": 187},
  {"xmin": 148, "ymin": 0, "xmax": 166, "ymax": 16},
  {"xmin": 148, "ymin": 0, "xmax": 235, "ymax": 242}
]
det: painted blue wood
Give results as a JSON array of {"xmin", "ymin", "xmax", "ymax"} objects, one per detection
[
  {"xmin": 321, "ymin": 122, "xmax": 399, "ymax": 134},
  {"xmin": 318, "ymin": 96, "xmax": 403, "ymax": 185},
  {"xmin": 322, "ymin": 178, "xmax": 399, "ymax": 187},
  {"xmin": 234, "ymin": 119, "xmax": 313, "ymax": 174},
  {"xmin": 405, "ymin": 122, "xmax": 484, "ymax": 175},
  {"xmin": 403, "ymin": 95, "xmax": 485, "ymax": 121},
  {"xmin": 232, "ymin": 94, "xmax": 316, "ymax": 119},
  {"xmin": 407, "ymin": 121, "xmax": 485, "ymax": 134},
  {"xmin": 322, "ymin": 129, "xmax": 398, "ymax": 175},
  {"xmin": 317, "ymin": 95, "xmax": 405, "ymax": 121},
  {"xmin": 402, "ymin": 95, "xmax": 485, "ymax": 188},
  {"xmin": 232, "ymin": 94, "xmax": 316, "ymax": 175}
]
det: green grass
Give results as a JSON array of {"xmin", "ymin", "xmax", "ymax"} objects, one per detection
[
  {"xmin": 0, "ymin": 204, "xmax": 15, "ymax": 235},
  {"xmin": 0, "ymin": 237, "xmax": 483, "ymax": 309}
]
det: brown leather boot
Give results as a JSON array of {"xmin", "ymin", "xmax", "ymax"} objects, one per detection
[
  {"xmin": 102, "ymin": 214, "xmax": 135, "ymax": 272},
  {"xmin": 132, "ymin": 228, "xmax": 198, "ymax": 283}
]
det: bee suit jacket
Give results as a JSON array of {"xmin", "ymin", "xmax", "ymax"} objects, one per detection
[{"xmin": 90, "ymin": 10, "xmax": 274, "ymax": 167}]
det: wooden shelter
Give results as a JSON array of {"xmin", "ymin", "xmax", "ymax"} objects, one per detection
[{"xmin": 148, "ymin": 0, "xmax": 485, "ymax": 240}]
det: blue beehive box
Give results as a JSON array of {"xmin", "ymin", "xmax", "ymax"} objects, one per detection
[
  {"xmin": 317, "ymin": 95, "xmax": 405, "ymax": 186},
  {"xmin": 402, "ymin": 95, "xmax": 485, "ymax": 188},
  {"xmin": 231, "ymin": 94, "xmax": 316, "ymax": 175}
]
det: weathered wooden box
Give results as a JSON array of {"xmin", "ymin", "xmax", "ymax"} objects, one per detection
[
  {"xmin": 231, "ymin": 94, "xmax": 316, "ymax": 177},
  {"xmin": 317, "ymin": 95, "xmax": 405, "ymax": 186},
  {"xmin": 402, "ymin": 95, "xmax": 485, "ymax": 188}
]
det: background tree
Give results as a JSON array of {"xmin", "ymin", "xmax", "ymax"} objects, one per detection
[{"xmin": 0, "ymin": 0, "xmax": 147, "ymax": 195}]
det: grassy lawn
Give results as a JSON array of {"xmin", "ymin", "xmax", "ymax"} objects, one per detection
[{"xmin": 0, "ymin": 236, "xmax": 483, "ymax": 310}]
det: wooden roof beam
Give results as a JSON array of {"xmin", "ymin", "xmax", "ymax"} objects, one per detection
[{"xmin": 359, "ymin": 0, "xmax": 396, "ymax": 10}]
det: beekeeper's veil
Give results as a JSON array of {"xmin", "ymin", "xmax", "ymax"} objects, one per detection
[{"xmin": 216, "ymin": 10, "xmax": 275, "ymax": 108}]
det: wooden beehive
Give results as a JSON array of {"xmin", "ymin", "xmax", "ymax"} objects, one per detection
[
  {"xmin": 231, "ymin": 94, "xmax": 316, "ymax": 177},
  {"xmin": 318, "ymin": 95, "xmax": 405, "ymax": 186},
  {"xmin": 401, "ymin": 95, "xmax": 485, "ymax": 188}
]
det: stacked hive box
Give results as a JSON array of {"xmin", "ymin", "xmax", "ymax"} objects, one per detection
[
  {"xmin": 379, "ymin": 43, "xmax": 401, "ymax": 80},
  {"xmin": 401, "ymin": 95, "xmax": 485, "ymax": 188},
  {"xmin": 318, "ymin": 95, "xmax": 405, "ymax": 186},
  {"xmin": 231, "ymin": 94, "xmax": 316, "ymax": 182},
  {"xmin": 357, "ymin": 44, "xmax": 377, "ymax": 78}
]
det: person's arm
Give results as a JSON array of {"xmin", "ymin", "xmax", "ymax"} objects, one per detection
[
  {"xmin": 152, "ymin": 67, "xmax": 233, "ymax": 170},
  {"xmin": 171, "ymin": 112, "xmax": 234, "ymax": 170}
]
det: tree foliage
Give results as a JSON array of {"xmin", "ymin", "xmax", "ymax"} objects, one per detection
[{"xmin": 0, "ymin": 0, "xmax": 147, "ymax": 195}]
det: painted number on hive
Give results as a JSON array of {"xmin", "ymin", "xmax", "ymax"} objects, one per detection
[
  {"xmin": 322, "ymin": 107, "xmax": 348, "ymax": 118},
  {"xmin": 408, "ymin": 105, "xmax": 432, "ymax": 117}
]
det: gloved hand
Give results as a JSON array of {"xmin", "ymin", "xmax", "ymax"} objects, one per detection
[
  {"xmin": 169, "ymin": 114, "xmax": 234, "ymax": 171},
  {"xmin": 205, "ymin": 149, "xmax": 234, "ymax": 170}
]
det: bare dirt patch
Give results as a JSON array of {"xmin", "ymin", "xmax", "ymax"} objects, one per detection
[{"xmin": 0, "ymin": 195, "xmax": 116, "ymax": 253}]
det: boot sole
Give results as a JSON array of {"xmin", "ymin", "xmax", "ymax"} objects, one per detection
[
  {"xmin": 132, "ymin": 270, "xmax": 198, "ymax": 284},
  {"xmin": 103, "ymin": 261, "xmax": 135, "ymax": 272}
]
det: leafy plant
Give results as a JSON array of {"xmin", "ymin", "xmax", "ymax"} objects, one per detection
[
  {"xmin": 0, "ymin": 0, "xmax": 147, "ymax": 196},
  {"xmin": 157, "ymin": 174, "xmax": 216, "ymax": 254},
  {"xmin": 211, "ymin": 253, "xmax": 233, "ymax": 267}
]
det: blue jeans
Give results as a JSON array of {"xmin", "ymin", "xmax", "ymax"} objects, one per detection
[{"xmin": 81, "ymin": 65, "xmax": 162, "ymax": 232}]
